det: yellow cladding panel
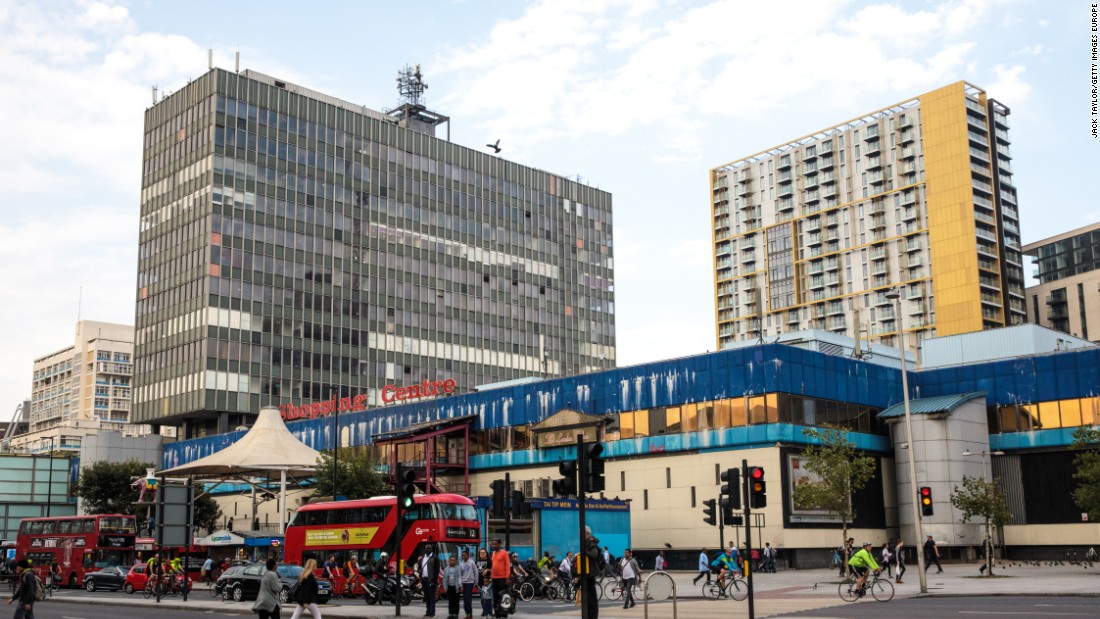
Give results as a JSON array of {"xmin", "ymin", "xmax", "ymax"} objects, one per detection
[{"xmin": 921, "ymin": 82, "xmax": 983, "ymax": 335}]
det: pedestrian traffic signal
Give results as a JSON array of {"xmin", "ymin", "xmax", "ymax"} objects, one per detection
[
  {"xmin": 748, "ymin": 467, "xmax": 766, "ymax": 508},
  {"xmin": 722, "ymin": 508, "xmax": 743, "ymax": 526},
  {"xmin": 584, "ymin": 442, "xmax": 606, "ymax": 494},
  {"xmin": 490, "ymin": 479, "xmax": 508, "ymax": 518},
  {"xmin": 720, "ymin": 467, "xmax": 741, "ymax": 510},
  {"xmin": 552, "ymin": 460, "xmax": 577, "ymax": 497},
  {"xmin": 919, "ymin": 486, "xmax": 933, "ymax": 516},
  {"xmin": 397, "ymin": 467, "xmax": 417, "ymax": 509},
  {"xmin": 702, "ymin": 498, "xmax": 717, "ymax": 526}
]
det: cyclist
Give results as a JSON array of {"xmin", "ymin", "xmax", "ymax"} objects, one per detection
[
  {"xmin": 345, "ymin": 555, "xmax": 362, "ymax": 595},
  {"xmin": 47, "ymin": 561, "xmax": 61, "ymax": 591},
  {"xmin": 848, "ymin": 541, "xmax": 881, "ymax": 594},
  {"xmin": 712, "ymin": 548, "xmax": 740, "ymax": 596}
]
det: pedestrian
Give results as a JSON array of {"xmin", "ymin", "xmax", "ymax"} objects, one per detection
[
  {"xmin": 978, "ymin": 537, "xmax": 994, "ymax": 575},
  {"xmin": 253, "ymin": 557, "xmax": 282, "ymax": 619},
  {"xmin": 654, "ymin": 550, "xmax": 666, "ymax": 572},
  {"xmin": 6, "ymin": 559, "xmax": 35, "ymax": 619},
  {"xmin": 619, "ymin": 549, "xmax": 640, "ymax": 609},
  {"xmin": 459, "ymin": 550, "xmax": 477, "ymax": 619},
  {"xmin": 894, "ymin": 538, "xmax": 906, "ymax": 584},
  {"xmin": 763, "ymin": 543, "xmax": 777, "ymax": 573},
  {"xmin": 479, "ymin": 571, "xmax": 494, "ymax": 617},
  {"xmin": 880, "ymin": 541, "xmax": 893, "ymax": 578},
  {"xmin": 558, "ymin": 552, "xmax": 573, "ymax": 582},
  {"xmin": 923, "ymin": 535, "xmax": 943, "ymax": 573},
  {"xmin": 289, "ymin": 558, "xmax": 322, "ymax": 619},
  {"xmin": 476, "ymin": 548, "xmax": 491, "ymax": 581},
  {"xmin": 203, "ymin": 555, "xmax": 215, "ymax": 585},
  {"xmin": 692, "ymin": 548, "xmax": 709, "ymax": 584},
  {"xmin": 490, "ymin": 538, "xmax": 510, "ymax": 618},
  {"xmin": 443, "ymin": 555, "xmax": 461, "ymax": 619},
  {"xmin": 421, "ymin": 545, "xmax": 441, "ymax": 617},
  {"xmin": 581, "ymin": 526, "xmax": 601, "ymax": 619},
  {"xmin": 601, "ymin": 547, "xmax": 612, "ymax": 577}
]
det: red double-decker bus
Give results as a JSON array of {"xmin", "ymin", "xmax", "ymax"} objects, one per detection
[
  {"xmin": 283, "ymin": 494, "xmax": 479, "ymax": 586},
  {"xmin": 15, "ymin": 514, "xmax": 137, "ymax": 587}
]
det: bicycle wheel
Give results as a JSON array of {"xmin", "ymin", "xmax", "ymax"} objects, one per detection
[
  {"xmin": 518, "ymin": 581, "xmax": 534, "ymax": 602},
  {"xmin": 603, "ymin": 579, "xmax": 622, "ymax": 601},
  {"xmin": 702, "ymin": 581, "xmax": 721, "ymax": 600},
  {"xmin": 727, "ymin": 578, "xmax": 748, "ymax": 602},
  {"xmin": 870, "ymin": 578, "xmax": 894, "ymax": 602},
  {"xmin": 837, "ymin": 580, "xmax": 859, "ymax": 602},
  {"xmin": 142, "ymin": 583, "xmax": 154, "ymax": 599}
]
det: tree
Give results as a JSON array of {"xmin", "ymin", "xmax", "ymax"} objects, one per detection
[
  {"xmin": 311, "ymin": 448, "xmax": 391, "ymax": 501},
  {"xmin": 950, "ymin": 475, "xmax": 1011, "ymax": 577},
  {"xmin": 73, "ymin": 459, "xmax": 149, "ymax": 515},
  {"xmin": 193, "ymin": 492, "xmax": 223, "ymax": 534},
  {"xmin": 1071, "ymin": 426, "xmax": 1100, "ymax": 521},
  {"xmin": 791, "ymin": 427, "xmax": 878, "ymax": 558}
]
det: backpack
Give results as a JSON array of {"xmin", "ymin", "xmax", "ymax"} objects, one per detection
[
  {"xmin": 32, "ymin": 573, "xmax": 47, "ymax": 602},
  {"xmin": 288, "ymin": 580, "xmax": 301, "ymax": 603}
]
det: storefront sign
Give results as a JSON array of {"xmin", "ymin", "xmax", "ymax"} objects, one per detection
[
  {"xmin": 537, "ymin": 426, "xmax": 597, "ymax": 448},
  {"xmin": 381, "ymin": 379, "xmax": 457, "ymax": 404},
  {"xmin": 304, "ymin": 526, "xmax": 379, "ymax": 547}
]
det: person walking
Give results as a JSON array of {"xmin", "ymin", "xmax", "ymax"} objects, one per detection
[
  {"xmin": 654, "ymin": 550, "xmax": 666, "ymax": 572},
  {"xmin": 894, "ymin": 538, "xmax": 907, "ymax": 584},
  {"xmin": 978, "ymin": 537, "xmax": 994, "ymax": 575},
  {"xmin": 692, "ymin": 548, "xmax": 710, "ymax": 585},
  {"xmin": 619, "ymin": 549, "xmax": 640, "ymax": 609},
  {"xmin": 443, "ymin": 555, "xmax": 461, "ymax": 619},
  {"xmin": 289, "ymin": 558, "xmax": 322, "ymax": 619},
  {"xmin": 762, "ymin": 543, "xmax": 777, "ymax": 573},
  {"xmin": 489, "ymin": 539, "xmax": 510, "ymax": 619},
  {"xmin": 203, "ymin": 555, "xmax": 215, "ymax": 586},
  {"xmin": 252, "ymin": 558, "xmax": 282, "ymax": 619},
  {"xmin": 923, "ymin": 535, "xmax": 943, "ymax": 573},
  {"xmin": 459, "ymin": 550, "xmax": 477, "ymax": 619},
  {"xmin": 879, "ymin": 541, "xmax": 893, "ymax": 578},
  {"xmin": 581, "ymin": 526, "xmax": 601, "ymax": 619},
  {"xmin": 421, "ymin": 545, "xmax": 441, "ymax": 618},
  {"xmin": 6, "ymin": 559, "xmax": 36, "ymax": 619}
]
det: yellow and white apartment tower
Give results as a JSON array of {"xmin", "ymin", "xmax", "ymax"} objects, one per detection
[{"xmin": 711, "ymin": 82, "xmax": 1026, "ymax": 351}]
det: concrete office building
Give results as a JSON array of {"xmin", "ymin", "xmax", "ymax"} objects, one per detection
[
  {"xmin": 11, "ymin": 321, "xmax": 136, "ymax": 454},
  {"xmin": 1023, "ymin": 222, "xmax": 1100, "ymax": 342},
  {"xmin": 134, "ymin": 67, "xmax": 615, "ymax": 438},
  {"xmin": 711, "ymin": 82, "xmax": 1026, "ymax": 352},
  {"xmin": 166, "ymin": 325, "xmax": 1100, "ymax": 565}
]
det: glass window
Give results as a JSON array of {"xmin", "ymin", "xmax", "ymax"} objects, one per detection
[
  {"xmin": 765, "ymin": 394, "xmax": 779, "ymax": 423},
  {"xmin": 619, "ymin": 412, "xmax": 634, "ymax": 439},
  {"xmin": 682, "ymin": 403, "xmax": 697, "ymax": 432},
  {"xmin": 634, "ymin": 410, "xmax": 649, "ymax": 437},
  {"xmin": 1082, "ymin": 397, "xmax": 1100, "ymax": 426},
  {"xmin": 749, "ymin": 396, "xmax": 768, "ymax": 424},
  {"xmin": 1060, "ymin": 398, "xmax": 1082, "ymax": 427},
  {"xmin": 713, "ymin": 400, "xmax": 731, "ymax": 428},
  {"xmin": 697, "ymin": 403, "xmax": 713, "ymax": 430},
  {"xmin": 1038, "ymin": 401, "xmax": 1060, "ymax": 430},
  {"xmin": 665, "ymin": 407, "xmax": 682, "ymax": 434},
  {"xmin": 998, "ymin": 406, "xmax": 1018, "ymax": 433},
  {"xmin": 648, "ymin": 408, "xmax": 667, "ymax": 435},
  {"xmin": 730, "ymin": 398, "xmax": 746, "ymax": 427}
]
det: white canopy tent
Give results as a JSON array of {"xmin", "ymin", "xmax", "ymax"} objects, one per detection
[{"xmin": 159, "ymin": 406, "xmax": 321, "ymax": 532}]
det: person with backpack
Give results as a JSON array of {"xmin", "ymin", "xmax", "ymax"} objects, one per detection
[{"xmin": 6, "ymin": 559, "xmax": 38, "ymax": 619}]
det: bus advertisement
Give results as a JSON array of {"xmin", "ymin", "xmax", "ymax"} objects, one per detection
[{"xmin": 15, "ymin": 514, "xmax": 137, "ymax": 587}]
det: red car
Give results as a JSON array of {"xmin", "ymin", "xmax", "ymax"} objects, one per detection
[{"xmin": 123, "ymin": 564, "xmax": 193, "ymax": 594}]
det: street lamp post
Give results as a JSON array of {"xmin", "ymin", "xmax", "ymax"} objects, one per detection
[
  {"xmin": 962, "ymin": 449, "xmax": 1005, "ymax": 575},
  {"xmin": 885, "ymin": 287, "xmax": 927, "ymax": 594}
]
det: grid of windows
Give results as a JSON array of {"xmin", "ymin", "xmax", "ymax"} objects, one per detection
[
  {"xmin": 134, "ymin": 69, "xmax": 616, "ymax": 434},
  {"xmin": 1032, "ymin": 229, "xmax": 1100, "ymax": 283}
]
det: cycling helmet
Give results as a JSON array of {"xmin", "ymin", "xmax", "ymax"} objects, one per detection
[
  {"xmin": 862, "ymin": 541, "xmax": 872, "ymax": 547},
  {"xmin": 380, "ymin": 552, "xmax": 389, "ymax": 558}
]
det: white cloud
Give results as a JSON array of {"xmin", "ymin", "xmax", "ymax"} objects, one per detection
[
  {"xmin": 986, "ymin": 63, "xmax": 1030, "ymax": 102},
  {"xmin": 1012, "ymin": 44, "xmax": 1044, "ymax": 56}
]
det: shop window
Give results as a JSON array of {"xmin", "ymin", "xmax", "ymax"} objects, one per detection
[
  {"xmin": 682, "ymin": 403, "xmax": 697, "ymax": 432},
  {"xmin": 713, "ymin": 399, "xmax": 731, "ymax": 428},
  {"xmin": 765, "ymin": 394, "xmax": 779, "ymax": 423},
  {"xmin": 697, "ymin": 402, "xmax": 714, "ymax": 430},
  {"xmin": 619, "ymin": 412, "xmax": 635, "ymax": 439}
]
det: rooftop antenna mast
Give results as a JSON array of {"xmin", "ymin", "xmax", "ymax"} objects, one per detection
[
  {"xmin": 396, "ymin": 63, "xmax": 428, "ymax": 107},
  {"xmin": 388, "ymin": 63, "xmax": 450, "ymax": 140}
]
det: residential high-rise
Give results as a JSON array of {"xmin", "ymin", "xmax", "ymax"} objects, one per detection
[
  {"xmin": 710, "ymin": 82, "xmax": 1025, "ymax": 351},
  {"xmin": 134, "ymin": 67, "xmax": 615, "ymax": 438},
  {"xmin": 1023, "ymin": 222, "xmax": 1100, "ymax": 342},
  {"xmin": 11, "ymin": 320, "xmax": 134, "ymax": 453}
]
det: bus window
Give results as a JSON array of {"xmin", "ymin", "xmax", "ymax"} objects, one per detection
[
  {"xmin": 83, "ymin": 552, "xmax": 94, "ymax": 569},
  {"xmin": 82, "ymin": 520, "xmax": 95, "ymax": 533},
  {"xmin": 29, "ymin": 521, "xmax": 43, "ymax": 535},
  {"xmin": 19, "ymin": 521, "xmax": 30, "ymax": 535},
  {"xmin": 42, "ymin": 521, "xmax": 57, "ymax": 534},
  {"xmin": 58, "ymin": 520, "xmax": 73, "ymax": 534}
]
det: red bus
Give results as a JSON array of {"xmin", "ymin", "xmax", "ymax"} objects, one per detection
[
  {"xmin": 16, "ymin": 514, "xmax": 137, "ymax": 587},
  {"xmin": 283, "ymin": 494, "xmax": 479, "ymax": 588}
]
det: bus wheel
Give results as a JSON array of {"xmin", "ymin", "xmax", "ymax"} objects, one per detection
[{"xmin": 69, "ymin": 574, "xmax": 78, "ymax": 588}]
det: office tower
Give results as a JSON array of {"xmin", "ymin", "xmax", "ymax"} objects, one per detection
[
  {"xmin": 11, "ymin": 320, "xmax": 134, "ymax": 453},
  {"xmin": 1024, "ymin": 222, "xmax": 1100, "ymax": 342},
  {"xmin": 710, "ymin": 81, "xmax": 1025, "ymax": 350},
  {"xmin": 134, "ymin": 67, "xmax": 615, "ymax": 437}
]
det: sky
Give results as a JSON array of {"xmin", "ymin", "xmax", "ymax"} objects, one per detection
[{"xmin": 0, "ymin": 0, "xmax": 1096, "ymax": 411}]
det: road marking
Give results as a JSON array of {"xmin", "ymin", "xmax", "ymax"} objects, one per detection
[{"xmin": 960, "ymin": 612, "xmax": 1090, "ymax": 616}]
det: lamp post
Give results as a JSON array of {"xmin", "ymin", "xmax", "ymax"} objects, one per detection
[
  {"xmin": 962, "ymin": 449, "xmax": 1005, "ymax": 575},
  {"xmin": 885, "ymin": 286, "xmax": 927, "ymax": 594}
]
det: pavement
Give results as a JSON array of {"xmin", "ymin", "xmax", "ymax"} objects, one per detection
[{"xmin": 39, "ymin": 562, "xmax": 1100, "ymax": 618}]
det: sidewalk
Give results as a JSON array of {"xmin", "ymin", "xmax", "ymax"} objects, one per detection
[{"xmin": 46, "ymin": 562, "xmax": 1100, "ymax": 619}]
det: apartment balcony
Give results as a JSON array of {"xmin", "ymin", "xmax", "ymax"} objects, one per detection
[
  {"xmin": 803, "ymin": 217, "xmax": 821, "ymax": 233},
  {"xmin": 863, "ymin": 126, "xmax": 880, "ymax": 141},
  {"xmin": 819, "ymin": 157, "xmax": 834, "ymax": 171},
  {"xmin": 969, "ymin": 146, "xmax": 990, "ymax": 162},
  {"xmin": 827, "ymin": 303, "xmax": 845, "ymax": 316},
  {"xmin": 901, "ymin": 207, "xmax": 917, "ymax": 222},
  {"xmin": 802, "ymin": 147, "xmax": 817, "ymax": 161},
  {"xmin": 804, "ymin": 176, "xmax": 819, "ymax": 191},
  {"xmin": 737, "ymin": 182, "xmax": 753, "ymax": 196},
  {"xmin": 871, "ymin": 262, "xmax": 888, "ymax": 276},
  {"xmin": 900, "ymin": 129, "xmax": 915, "ymax": 144},
  {"xmin": 864, "ymin": 141, "xmax": 882, "ymax": 157},
  {"xmin": 870, "ymin": 246, "xmax": 888, "ymax": 261},
  {"xmin": 807, "ymin": 260, "xmax": 824, "ymax": 275},
  {"xmin": 906, "ymin": 254, "xmax": 924, "ymax": 268},
  {"xmin": 900, "ymin": 146, "xmax": 916, "ymax": 160},
  {"xmin": 778, "ymin": 156, "xmax": 792, "ymax": 170},
  {"xmin": 805, "ymin": 234, "xmax": 822, "ymax": 247}
]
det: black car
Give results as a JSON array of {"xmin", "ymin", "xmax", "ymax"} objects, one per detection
[
  {"xmin": 216, "ymin": 563, "xmax": 331, "ymax": 604},
  {"xmin": 83, "ymin": 566, "xmax": 130, "ymax": 592}
]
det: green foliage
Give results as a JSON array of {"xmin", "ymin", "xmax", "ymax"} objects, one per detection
[
  {"xmin": 73, "ymin": 459, "xmax": 150, "ymax": 515},
  {"xmin": 791, "ymin": 427, "xmax": 878, "ymax": 547},
  {"xmin": 193, "ymin": 492, "xmax": 223, "ymax": 534},
  {"xmin": 1071, "ymin": 427, "xmax": 1100, "ymax": 520},
  {"xmin": 312, "ymin": 448, "xmax": 391, "ymax": 501},
  {"xmin": 950, "ymin": 475, "xmax": 1011, "ymax": 528}
]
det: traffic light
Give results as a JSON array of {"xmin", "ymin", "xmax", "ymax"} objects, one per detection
[
  {"xmin": 748, "ymin": 467, "xmax": 767, "ymax": 508},
  {"xmin": 702, "ymin": 498, "xmax": 717, "ymax": 526},
  {"xmin": 722, "ymin": 508, "xmax": 743, "ymax": 526},
  {"xmin": 584, "ymin": 442, "xmax": 606, "ymax": 494},
  {"xmin": 919, "ymin": 486, "xmax": 933, "ymax": 517},
  {"xmin": 552, "ymin": 460, "xmax": 577, "ymax": 497},
  {"xmin": 720, "ymin": 467, "xmax": 741, "ymax": 510},
  {"xmin": 490, "ymin": 479, "xmax": 508, "ymax": 518},
  {"xmin": 511, "ymin": 489, "xmax": 531, "ymax": 518},
  {"xmin": 397, "ymin": 467, "xmax": 417, "ymax": 510}
]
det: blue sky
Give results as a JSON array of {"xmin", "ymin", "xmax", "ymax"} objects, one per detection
[{"xmin": 0, "ymin": 0, "xmax": 1095, "ymax": 408}]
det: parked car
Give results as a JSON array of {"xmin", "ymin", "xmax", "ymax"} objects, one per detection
[
  {"xmin": 123, "ymin": 564, "xmax": 148, "ymax": 594},
  {"xmin": 217, "ymin": 563, "xmax": 331, "ymax": 604},
  {"xmin": 83, "ymin": 566, "xmax": 130, "ymax": 592}
]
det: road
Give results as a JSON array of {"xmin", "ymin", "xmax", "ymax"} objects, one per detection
[{"xmin": 775, "ymin": 596, "xmax": 1100, "ymax": 618}]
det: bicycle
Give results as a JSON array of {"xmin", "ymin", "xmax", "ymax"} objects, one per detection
[
  {"xmin": 701, "ymin": 572, "xmax": 748, "ymax": 601},
  {"xmin": 341, "ymin": 574, "xmax": 368, "ymax": 599},
  {"xmin": 838, "ymin": 570, "xmax": 894, "ymax": 602},
  {"xmin": 602, "ymin": 576, "xmax": 642, "ymax": 602}
]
